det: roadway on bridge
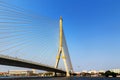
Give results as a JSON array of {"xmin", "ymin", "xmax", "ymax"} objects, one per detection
[{"xmin": 0, "ymin": 54, "xmax": 66, "ymax": 73}]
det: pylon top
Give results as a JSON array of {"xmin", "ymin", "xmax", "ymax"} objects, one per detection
[{"xmin": 60, "ymin": 16, "xmax": 63, "ymax": 20}]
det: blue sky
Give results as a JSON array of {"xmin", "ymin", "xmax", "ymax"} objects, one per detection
[{"xmin": 0, "ymin": 0, "xmax": 120, "ymax": 72}]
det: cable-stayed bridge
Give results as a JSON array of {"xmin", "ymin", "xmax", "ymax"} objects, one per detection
[{"xmin": 0, "ymin": 1, "xmax": 73, "ymax": 76}]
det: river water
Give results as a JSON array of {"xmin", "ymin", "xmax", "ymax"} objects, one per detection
[{"xmin": 0, "ymin": 77, "xmax": 120, "ymax": 80}]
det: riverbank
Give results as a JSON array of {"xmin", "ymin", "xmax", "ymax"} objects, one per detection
[{"xmin": 0, "ymin": 76, "xmax": 120, "ymax": 80}]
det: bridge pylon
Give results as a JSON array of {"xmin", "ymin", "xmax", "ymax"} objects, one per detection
[{"xmin": 54, "ymin": 16, "xmax": 73, "ymax": 77}]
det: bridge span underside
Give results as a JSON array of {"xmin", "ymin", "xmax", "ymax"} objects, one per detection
[{"xmin": 0, "ymin": 55, "xmax": 66, "ymax": 74}]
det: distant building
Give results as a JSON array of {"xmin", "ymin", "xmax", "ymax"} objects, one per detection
[
  {"xmin": 88, "ymin": 70, "xmax": 97, "ymax": 74},
  {"xmin": 38, "ymin": 72, "xmax": 54, "ymax": 77},
  {"xmin": 110, "ymin": 69, "xmax": 120, "ymax": 74},
  {"xmin": 8, "ymin": 70, "xmax": 34, "ymax": 76},
  {"xmin": 98, "ymin": 70, "xmax": 105, "ymax": 73},
  {"xmin": 0, "ymin": 72, "xmax": 8, "ymax": 76},
  {"xmin": 32, "ymin": 69, "xmax": 36, "ymax": 74},
  {"xmin": 81, "ymin": 70, "xmax": 87, "ymax": 73}
]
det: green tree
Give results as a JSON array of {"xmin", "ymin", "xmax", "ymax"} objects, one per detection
[{"xmin": 104, "ymin": 70, "xmax": 117, "ymax": 77}]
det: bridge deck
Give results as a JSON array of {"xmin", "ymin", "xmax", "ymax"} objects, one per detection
[{"xmin": 0, "ymin": 54, "xmax": 66, "ymax": 73}]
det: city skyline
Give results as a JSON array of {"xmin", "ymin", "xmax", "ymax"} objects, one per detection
[{"xmin": 0, "ymin": 0, "xmax": 120, "ymax": 72}]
